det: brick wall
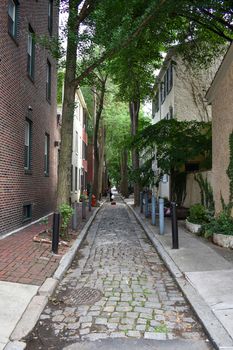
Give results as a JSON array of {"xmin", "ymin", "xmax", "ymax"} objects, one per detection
[{"xmin": 0, "ymin": 0, "xmax": 60, "ymax": 235}]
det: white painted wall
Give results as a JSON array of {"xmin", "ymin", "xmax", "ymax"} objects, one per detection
[{"xmin": 71, "ymin": 89, "xmax": 87, "ymax": 203}]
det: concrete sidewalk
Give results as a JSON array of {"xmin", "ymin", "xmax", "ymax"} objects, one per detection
[
  {"xmin": 125, "ymin": 198, "xmax": 233, "ymax": 350},
  {"xmin": 0, "ymin": 203, "xmax": 101, "ymax": 350}
]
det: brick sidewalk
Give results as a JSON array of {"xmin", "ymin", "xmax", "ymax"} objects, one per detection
[{"xmin": 0, "ymin": 204, "xmax": 96, "ymax": 286}]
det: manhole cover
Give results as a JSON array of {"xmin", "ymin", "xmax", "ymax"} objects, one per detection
[{"xmin": 65, "ymin": 287, "xmax": 103, "ymax": 306}]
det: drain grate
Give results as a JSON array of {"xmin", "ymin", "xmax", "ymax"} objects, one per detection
[{"xmin": 65, "ymin": 287, "xmax": 103, "ymax": 306}]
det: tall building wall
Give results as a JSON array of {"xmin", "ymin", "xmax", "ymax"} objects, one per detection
[{"xmin": 0, "ymin": 0, "xmax": 59, "ymax": 235}]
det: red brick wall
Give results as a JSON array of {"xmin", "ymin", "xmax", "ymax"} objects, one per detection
[{"xmin": 0, "ymin": 0, "xmax": 59, "ymax": 235}]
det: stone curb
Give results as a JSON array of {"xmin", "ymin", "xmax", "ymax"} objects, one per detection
[
  {"xmin": 124, "ymin": 200, "xmax": 233, "ymax": 350},
  {"xmin": 6, "ymin": 203, "xmax": 104, "ymax": 349}
]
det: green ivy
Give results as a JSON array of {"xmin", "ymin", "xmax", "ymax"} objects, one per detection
[{"xmin": 59, "ymin": 204, "xmax": 73, "ymax": 238}]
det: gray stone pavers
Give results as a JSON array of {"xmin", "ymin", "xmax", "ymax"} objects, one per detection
[{"xmin": 28, "ymin": 200, "xmax": 210, "ymax": 347}]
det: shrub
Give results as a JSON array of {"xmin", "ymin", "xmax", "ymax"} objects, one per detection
[
  {"xmin": 59, "ymin": 204, "xmax": 73, "ymax": 238},
  {"xmin": 203, "ymin": 210, "xmax": 233, "ymax": 238},
  {"xmin": 187, "ymin": 204, "xmax": 208, "ymax": 224}
]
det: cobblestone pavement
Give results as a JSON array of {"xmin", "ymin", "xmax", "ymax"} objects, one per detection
[{"xmin": 25, "ymin": 198, "xmax": 212, "ymax": 349}]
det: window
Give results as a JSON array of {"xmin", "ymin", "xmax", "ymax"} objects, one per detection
[
  {"xmin": 164, "ymin": 73, "xmax": 167, "ymax": 99},
  {"xmin": 152, "ymin": 92, "xmax": 159, "ymax": 118},
  {"xmin": 44, "ymin": 134, "xmax": 50, "ymax": 175},
  {"xmin": 27, "ymin": 26, "xmax": 35, "ymax": 80},
  {"xmin": 75, "ymin": 166, "xmax": 78, "ymax": 191},
  {"xmin": 169, "ymin": 106, "xmax": 173, "ymax": 119},
  {"xmin": 24, "ymin": 119, "xmax": 32, "ymax": 170},
  {"xmin": 48, "ymin": 0, "xmax": 53, "ymax": 35},
  {"xmin": 23, "ymin": 204, "xmax": 32, "ymax": 222},
  {"xmin": 46, "ymin": 60, "xmax": 51, "ymax": 101},
  {"xmin": 8, "ymin": 0, "xmax": 18, "ymax": 39},
  {"xmin": 168, "ymin": 64, "xmax": 173, "ymax": 92},
  {"xmin": 75, "ymin": 131, "xmax": 78, "ymax": 153},
  {"xmin": 71, "ymin": 165, "xmax": 73, "ymax": 191},
  {"xmin": 82, "ymin": 141, "xmax": 87, "ymax": 160}
]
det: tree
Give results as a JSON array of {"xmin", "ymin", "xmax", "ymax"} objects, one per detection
[
  {"xmin": 133, "ymin": 119, "xmax": 212, "ymax": 174},
  {"xmin": 57, "ymin": 0, "xmax": 233, "ymax": 206},
  {"xmin": 104, "ymin": 94, "xmax": 131, "ymax": 196}
]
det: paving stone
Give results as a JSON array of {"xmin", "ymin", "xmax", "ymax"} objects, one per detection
[
  {"xmin": 26, "ymin": 201, "xmax": 209, "ymax": 347},
  {"xmin": 127, "ymin": 330, "xmax": 141, "ymax": 337},
  {"xmin": 95, "ymin": 317, "xmax": 108, "ymax": 325},
  {"xmin": 52, "ymin": 315, "xmax": 65, "ymax": 322},
  {"xmin": 144, "ymin": 332, "xmax": 167, "ymax": 340}
]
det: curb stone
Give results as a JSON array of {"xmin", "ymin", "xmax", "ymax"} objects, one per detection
[
  {"xmin": 4, "ymin": 341, "xmax": 26, "ymax": 350},
  {"xmin": 6, "ymin": 202, "xmax": 105, "ymax": 349},
  {"xmin": 124, "ymin": 199, "xmax": 233, "ymax": 350}
]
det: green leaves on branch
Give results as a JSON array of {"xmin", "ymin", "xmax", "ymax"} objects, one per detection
[{"xmin": 133, "ymin": 119, "xmax": 212, "ymax": 174}]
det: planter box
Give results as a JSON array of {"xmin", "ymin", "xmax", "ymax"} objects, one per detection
[
  {"xmin": 185, "ymin": 219, "xmax": 202, "ymax": 234},
  {"xmin": 213, "ymin": 233, "xmax": 233, "ymax": 249}
]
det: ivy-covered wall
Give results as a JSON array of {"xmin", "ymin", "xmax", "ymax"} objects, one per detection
[{"xmin": 211, "ymin": 63, "xmax": 233, "ymax": 214}]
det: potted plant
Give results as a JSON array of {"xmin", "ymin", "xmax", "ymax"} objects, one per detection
[
  {"xmin": 203, "ymin": 209, "xmax": 233, "ymax": 248},
  {"xmin": 186, "ymin": 203, "xmax": 208, "ymax": 234}
]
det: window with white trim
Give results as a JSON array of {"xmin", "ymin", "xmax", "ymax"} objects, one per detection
[
  {"xmin": 8, "ymin": 0, "xmax": 18, "ymax": 39},
  {"xmin": 27, "ymin": 26, "xmax": 35, "ymax": 79},
  {"xmin": 44, "ymin": 133, "xmax": 50, "ymax": 175},
  {"xmin": 24, "ymin": 119, "xmax": 32, "ymax": 170}
]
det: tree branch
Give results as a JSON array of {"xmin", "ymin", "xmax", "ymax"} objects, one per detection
[{"xmin": 72, "ymin": 0, "xmax": 168, "ymax": 87}]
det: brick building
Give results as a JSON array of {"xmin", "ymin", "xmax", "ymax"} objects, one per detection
[{"xmin": 0, "ymin": 0, "xmax": 59, "ymax": 236}]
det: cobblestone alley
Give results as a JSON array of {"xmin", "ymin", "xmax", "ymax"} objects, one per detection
[{"xmin": 25, "ymin": 197, "xmax": 212, "ymax": 350}]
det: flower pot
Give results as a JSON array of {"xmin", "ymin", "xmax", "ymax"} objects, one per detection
[
  {"xmin": 213, "ymin": 233, "xmax": 233, "ymax": 249},
  {"xmin": 185, "ymin": 219, "xmax": 202, "ymax": 234}
]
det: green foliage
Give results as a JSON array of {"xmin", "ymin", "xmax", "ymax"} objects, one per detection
[
  {"xmin": 59, "ymin": 204, "xmax": 73, "ymax": 238},
  {"xmin": 203, "ymin": 210, "xmax": 233, "ymax": 238},
  {"xmin": 194, "ymin": 173, "xmax": 214, "ymax": 213},
  {"xmin": 57, "ymin": 70, "xmax": 65, "ymax": 106},
  {"xmin": 134, "ymin": 119, "xmax": 212, "ymax": 174},
  {"xmin": 187, "ymin": 204, "xmax": 209, "ymax": 225}
]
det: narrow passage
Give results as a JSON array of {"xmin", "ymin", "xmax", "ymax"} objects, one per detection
[{"xmin": 25, "ymin": 196, "xmax": 212, "ymax": 350}]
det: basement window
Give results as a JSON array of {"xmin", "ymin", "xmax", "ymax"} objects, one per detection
[{"xmin": 23, "ymin": 204, "xmax": 32, "ymax": 222}]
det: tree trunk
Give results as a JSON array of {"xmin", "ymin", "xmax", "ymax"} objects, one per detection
[
  {"xmin": 92, "ymin": 77, "xmax": 107, "ymax": 199},
  {"xmin": 57, "ymin": 0, "xmax": 78, "ymax": 207},
  {"xmin": 120, "ymin": 149, "xmax": 128, "ymax": 197},
  {"xmin": 129, "ymin": 99, "xmax": 140, "ymax": 206}
]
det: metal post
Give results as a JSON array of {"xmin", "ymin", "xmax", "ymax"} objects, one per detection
[
  {"xmin": 151, "ymin": 194, "xmax": 156, "ymax": 226},
  {"xmin": 159, "ymin": 198, "xmax": 164, "ymax": 235},
  {"xmin": 145, "ymin": 191, "xmax": 149, "ymax": 218},
  {"xmin": 82, "ymin": 197, "xmax": 86, "ymax": 219},
  {"xmin": 140, "ymin": 192, "xmax": 144, "ymax": 213},
  {"xmin": 171, "ymin": 202, "xmax": 179, "ymax": 249},
  {"xmin": 52, "ymin": 212, "xmax": 60, "ymax": 254},
  {"xmin": 88, "ymin": 192, "xmax": 92, "ymax": 212},
  {"xmin": 72, "ymin": 202, "xmax": 78, "ymax": 230}
]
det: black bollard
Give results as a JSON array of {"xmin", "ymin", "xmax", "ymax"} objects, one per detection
[
  {"xmin": 52, "ymin": 212, "xmax": 60, "ymax": 254},
  {"xmin": 171, "ymin": 202, "xmax": 179, "ymax": 249}
]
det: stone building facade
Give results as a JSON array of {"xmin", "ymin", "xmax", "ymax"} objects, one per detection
[
  {"xmin": 0, "ymin": 0, "xmax": 59, "ymax": 236},
  {"xmin": 206, "ymin": 44, "xmax": 233, "ymax": 214},
  {"xmin": 152, "ymin": 49, "xmax": 220, "ymax": 204}
]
